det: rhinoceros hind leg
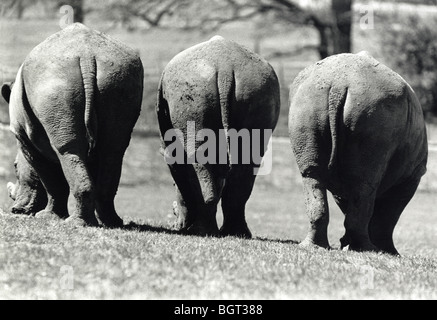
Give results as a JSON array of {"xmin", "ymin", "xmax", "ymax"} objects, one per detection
[
  {"xmin": 175, "ymin": 189, "xmax": 220, "ymax": 236},
  {"xmin": 185, "ymin": 208, "xmax": 220, "ymax": 237},
  {"xmin": 170, "ymin": 164, "xmax": 221, "ymax": 236},
  {"xmin": 59, "ymin": 153, "xmax": 98, "ymax": 227},
  {"xmin": 220, "ymin": 164, "xmax": 255, "ymax": 239},
  {"xmin": 32, "ymin": 161, "xmax": 69, "ymax": 220},
  {"xmin": 343, "ymin": 190, "xmax": 378, "ymax": 252},
  {"xmin": 370, "ymin": 177, "xmax": 421, "ymax": 255},
  {"xmin": 299, "ymin": 176, "xmax": 330, "ymax": 249},
  {"xmin": 92, "ymin": 147, "xmax": 129, "ymax": 228},
  {"xmin": 94, "ymin": 171, "xmax": 124, "ymax": 228},
  {"xmin": 173, "ymin": 188, "xmax": 220, "ymax": 236}
]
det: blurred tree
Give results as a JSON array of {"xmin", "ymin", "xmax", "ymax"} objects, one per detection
[
  {"xmin": 95, "ymin": 0, "xmax": 182, "ymax": 31},
  {"xmin": 0, "ymin": 0, "xmax": 352, "ymax": 58},
  {"xmin": 0, "ymin": 0, "xmax": 25, "ymax": 18},
  {"xmin": 0, "ymin": 0, "xmax": 83, "ymax": 22},
  {"xmin": 100, "ymin": 0, "xmax": 353, "ymax": 59},
  {"xmin": 379, "ymin": 13, "xmax": 437, "ymax": 117}
]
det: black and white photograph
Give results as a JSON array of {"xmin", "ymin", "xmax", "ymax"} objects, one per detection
[{"xmin": 0, "ymin": 0, "xmax": 436, "ymax": 303}]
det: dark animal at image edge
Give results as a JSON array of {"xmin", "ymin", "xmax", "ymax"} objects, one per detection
[
  {"xmin": 1, "ymin": 23, "xmax": 144, "ymax": 227},
  {"xmin": 288, "ymin": 51, "xmax": 428, "ymax": 255},
  {"xmin": 157, "ymin": 36, "xmax": 280, "ymax": 237}
]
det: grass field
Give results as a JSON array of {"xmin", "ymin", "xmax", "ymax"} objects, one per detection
[{"xmin": 1, "ymin": 213, "xmax": 436, "ymax": 300}]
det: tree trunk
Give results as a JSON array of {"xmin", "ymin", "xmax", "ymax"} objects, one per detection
[
  {"xmin": 315, "ymin": 23, "xmax": 330, "ymax": 59},
  {"xmin": 312, "ymin": 0, "xmax": 352, "ymax": 59},
  {"xmin": 331, "ymin": 0, "xmax": 352, "ymax": 54},
  {"xmin": 16, "ymin": 0, "xmax": 24, "ymax": 19}
]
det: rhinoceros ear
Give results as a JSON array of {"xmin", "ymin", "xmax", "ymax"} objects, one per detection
[{"xmin": 1, "ymin": 83, "xmax": 11, "ymax": 103}]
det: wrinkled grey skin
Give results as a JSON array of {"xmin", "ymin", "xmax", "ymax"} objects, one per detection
[
  {"xmin": 289, "ymin": 52, "xmax": 428, "ymax": 254},
  {"xmin": 2, "ymin": 82, "xmax": 47, "ymax": 216},
  {"xmin": 6, "ymin": 149, "xmax": 47, "ymax": 215},
  {"xmin": 157, "ymin": 36, "xmax": 280, "ymax": 237},
  {"xmin": 1, "ymin": 23, "xmax": 143, "ymax": 227}
]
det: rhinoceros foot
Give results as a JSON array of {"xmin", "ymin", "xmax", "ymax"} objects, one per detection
[
  {"xmin": 299, "ymin": 236, "xmax": 330, "ymax": 250},
  {"xmin": 98, "ymin": 215, "xmax": 124, "ymax": 229},
  {"xmin": 175, "ymin": 219, "xmax": 219, "ymax": 237},
  {"xmin": 65, "ymin": 215, "xmax": 98, "ymax": 227},
  {"xmin": 220, "ymin": 224, "xmax": 252, "ymax": 239},
  {"xmin": 186, "ymin": 224, "xmax": 220, "ymax": 237},
  {"xmin": 11, "ymin": 206, "xmax": 33, "ymax": 215},
  {"xmin": 172, "ymin": 202, "xmax": 220, "ymax": 237},
  {"xmin": 348, "ymin": 241, "xmax": 379, "ymax": 253},
  {"xmin": 35, "ymin": 210, "xmax": 66, "ymax": 220},
  {"xmin": 340, "ymin": 232, "xmax": 379, "ymax": 252}
]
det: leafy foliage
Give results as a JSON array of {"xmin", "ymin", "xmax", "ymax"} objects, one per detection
[{"xmin": 378, "ymin": 13, "xmax": 437, "ymax": 117}]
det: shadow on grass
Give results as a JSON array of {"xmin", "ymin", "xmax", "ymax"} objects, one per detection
[
  {"xmin": 253, "ymin": 236, "xmax": 300, "ymax": 245},
  {"xmin": 123, "ymin": 221, "xmax": 181, "ymax": 235},
  {"xmin": 123, "ymin": 220, "xmax": 300, "ymax": 245},
  {"xmin": 1, "ymin": 212, "xmax": 301, "ymax": 245}
]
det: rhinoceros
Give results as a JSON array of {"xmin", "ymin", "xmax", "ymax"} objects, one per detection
[
  {"xmin": 288, "ymin": 52, "xmax": 428, "ymax": 254},
  {"xmin": 157, "ymin": 36, "xmax": 280, "ymax": 237},
  {"xmin": 1, "ymin": 23, "xmax": 143, "ymax": 227}
]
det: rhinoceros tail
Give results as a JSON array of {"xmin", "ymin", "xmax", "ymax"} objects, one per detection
[
  {"xmin": 79, "ymin": 56, "xmax": 97, "ymax": 154},
  {"xmin": 217, "ymin": 69, "xmax": 235, "ymax": 165},
  {"xmin": 327, "ymin": 86, "xmax": 348, "ymax": 171}
]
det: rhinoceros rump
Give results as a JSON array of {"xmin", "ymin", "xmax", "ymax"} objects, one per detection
[
  {"xmin": 289, "ymin": 52, "xmax": 428, "ymax": 254},
  {"xmin": 157, "ymin": 36, "xmax": 280, "ymax": 237},
  {"xmin": 1, "ymin": 23, "xmax": 143, "ymax": 227}
]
